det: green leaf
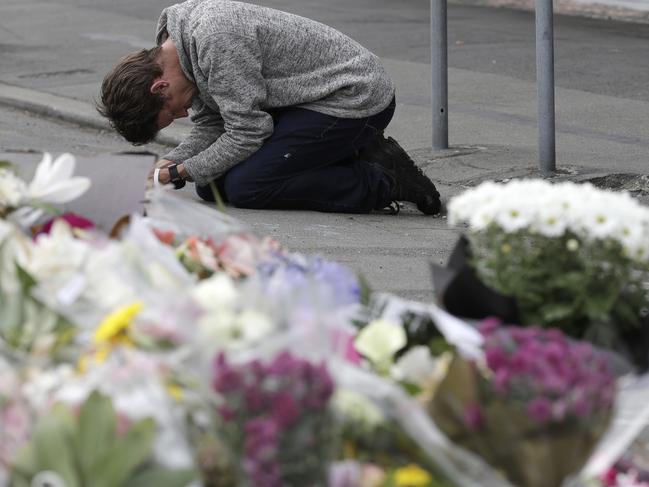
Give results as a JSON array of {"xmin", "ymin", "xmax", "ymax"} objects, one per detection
[
  {"xmin": 9, "ymin": 443, "xmax": 38, "ymax": 486},
  {"xmin": 32, "ymin": 404, "xmax": 80, "ymax": 487},
  {"xmin": 357, "ymin": 272, "xmax": 373, "ymax": 307},
  {"xmin": 0, "ymin": 160, "xmax": 14, "ymax": 169},
  {"xmin": 89, "ymin": 417, "xmax": 156, "ymax": 487},
  {"xmin": 540, "ymin": 302, "xmax": 576, "ymax": 323},
  {"xmin": 208, "ymin": 180, "xmax": 227, "ymax": 213},
  {"xmin": 14, "ymin": 262, "xmax": 37, "ymax": 293},
  {"xmin": 75, "ymin": 391, "xmax": 118, "ymax": 482},
  {"xmin": 123, "ymin": 467, "xmax": 197, "ymax": 487}
]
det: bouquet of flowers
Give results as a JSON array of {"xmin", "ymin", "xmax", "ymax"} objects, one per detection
[
  {"xmin": 445, "ymin": 179, "xmax": 649, "ymax": 367},
  {"xmin": 212, "ymin": 350, "xmax": 335, "ymax": 486},
  {"xmin": 429, "ymin": 319, "xmax": 616, "ymax": 487},
  {"xmin": 154, "ymin": 229, "xmax": 282, "ymax": 280}
]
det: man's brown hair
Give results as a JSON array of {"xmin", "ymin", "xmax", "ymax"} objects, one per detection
[{"xmin": 97, "ymin": 47, "xmax": 164, "ymax": 145}]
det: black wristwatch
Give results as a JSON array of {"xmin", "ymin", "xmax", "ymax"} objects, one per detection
[{"xmin": 168, "ymin": 164, "xmax": 186, "ymax": 190}]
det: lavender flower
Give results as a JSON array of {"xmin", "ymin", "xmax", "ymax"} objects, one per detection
[{"xmin": 257, "ymin": 253, "xmax": 361, "ymax": 307}]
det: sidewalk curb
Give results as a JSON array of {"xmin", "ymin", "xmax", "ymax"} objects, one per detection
[
  {"xmin": 0, "ymin": 82, "xmax": 183, "ymax": 147},
  {"xmin": 450, "ymin": 0, "xmax": 649, "ymax": 23}
]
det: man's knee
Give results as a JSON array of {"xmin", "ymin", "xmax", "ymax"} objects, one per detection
[{"xmin": 223, "ymin": 171, "xmax": 265, "ymax": 208}]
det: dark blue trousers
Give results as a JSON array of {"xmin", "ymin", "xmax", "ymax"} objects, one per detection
[{"xmin": 196, "ymin": 98, "xmax": 396, "ymax": 213}]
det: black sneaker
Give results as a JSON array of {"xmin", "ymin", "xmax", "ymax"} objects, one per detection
[{"xmin": 361, "ymin": 134, "xmax": 441, "ymax": 215}]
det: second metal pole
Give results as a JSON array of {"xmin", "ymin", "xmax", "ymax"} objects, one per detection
[
  {"xmin": 535, "ymin": 0, "xmax": 556, "ymax": 174},
  {"xmin": 431, "ymin": 0, "xmax": 448, "ymax": 150}
]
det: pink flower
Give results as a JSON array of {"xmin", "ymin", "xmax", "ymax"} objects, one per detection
[
  {"xmin": 217, "ymin": 233, "xmax": 259, "ymax": 278},
  {"xmin": 331, "ymin": 328, "xmax": 362, "ymax": 365},
  {"xmin": 37, "ymin": 212, "xmax": 94, "ymax": 236}
]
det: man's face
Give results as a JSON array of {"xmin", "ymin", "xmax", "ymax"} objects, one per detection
[{"xmin": 156, "ymin": 79, "xmax": 197, "ymax": 130}]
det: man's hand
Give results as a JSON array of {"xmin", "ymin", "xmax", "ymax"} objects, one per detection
[
  {"xmin": 146, "ymin": 159, "xmax": 193, "ymax": 189},
  {"xmin": 146, "ymin": 159, "xmax": 175, "ymax": 188}
]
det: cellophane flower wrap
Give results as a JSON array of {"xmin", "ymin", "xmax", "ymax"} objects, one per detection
[
  {"xmin": 447, "ymin": 179, "xmax": 649, "ymax": 364},
  {"xmin": 429, "ymin": 319, "xmax": 616, "ymax": 487}
]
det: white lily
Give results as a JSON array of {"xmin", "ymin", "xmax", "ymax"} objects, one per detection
[{"xmin": 26, "ymin": 152, "xmax": 91, "ymax": 204}]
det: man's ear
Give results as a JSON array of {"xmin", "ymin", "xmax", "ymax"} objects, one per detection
[{"xmin": 150, "ymin": 78, "xmax": 168, "ymax": 95}]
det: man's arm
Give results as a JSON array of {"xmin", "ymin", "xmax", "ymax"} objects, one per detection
[
  {"xmin": 177, "ymin": 31, "xmax": 274, "ymax": 186},
  {"xmin": 163, "ymin": 97, "xmax": 225, "ymax": 163},
  {"xmin": 149, "ymin": 98, "xmax": 223, "ymax": 186}
]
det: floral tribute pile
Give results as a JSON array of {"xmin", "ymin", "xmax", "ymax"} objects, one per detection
[{"xmin": 0, "ymin": 154, "xmax": 647, "ymax": 487}]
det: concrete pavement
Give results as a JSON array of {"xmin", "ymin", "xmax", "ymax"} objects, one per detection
[{"xmin": 0, "ymin": 0, "xmax": 648, "ymax": 301}]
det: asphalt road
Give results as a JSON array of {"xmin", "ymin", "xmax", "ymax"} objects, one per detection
[{"xmin": 14, "ymin": 0, "xmax": 649, "ymax": 102}]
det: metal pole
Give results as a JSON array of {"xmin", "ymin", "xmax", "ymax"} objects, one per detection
[
  {"xmin": 431, "ymin": 0, "xmax": 448, "ymax": 150},
  {"xmin": 535, "ymin": 0, "xmax": 556, "ymax": 174}
]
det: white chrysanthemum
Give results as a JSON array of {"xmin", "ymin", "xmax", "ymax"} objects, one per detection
[
  {"xmin": 494, "ymin": 201, "xmax": 534, "ymax": 233},
  {"xmin": 534, "ymin": 199, "xmax": 568, "ymax": 238},
  {"xmin": 0, "ymin": 168, "xmax": 26, "ymax": 208},
  {"xmin": 448, "ymin": 179, "xmax": 649, "ymax": 262}
]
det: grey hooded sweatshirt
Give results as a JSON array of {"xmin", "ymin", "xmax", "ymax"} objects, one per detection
[{"xmin": 156, "ymin": 0, "xmax": 395, "ymax": 185}]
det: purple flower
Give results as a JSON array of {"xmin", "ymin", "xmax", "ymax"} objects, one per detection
[
  {"xmin": 476, "ymin": 322, "xmax": 615, "ymax": 426},
  {"xmin": 328, "ymin": 461, "xmax": 363, "ymax": 487},
  {"xmin": 218, "ymin": 404, "xmax": 237, "ymax": 422},
  {"xmin": 212, "ymin": 353, "xmax": 243, "ymax": 393},
  {"xmin": 479, "ymin": 317, "xmax": 502, "ymax": 336},
  {"xmin": 493, "ymin": 368, "xmax": 512, "ymax": 394},
  {"xmin": 268, "ymin": 351, "xmax": 299, "ymax": 377},
  {"xmin": 485, "ymin": 346, "xmax": 509, "ymax": 371},
  {"xmin": 245, "ymin": 385, "xmax": 267, "ymax": 413},
  {"xmin": 244, "ymin": 418, "xmax": 279, "ymax": 458},
  {"xmin": 272, "ymin": 392, "xmax": 299, "ymax": 428},
  {"xmin": 528, "ymin": 397, "xmax": 553, "ymax": 423}
]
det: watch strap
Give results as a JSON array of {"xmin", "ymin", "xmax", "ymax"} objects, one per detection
[{"xmin": 168, "ymin": 164, "xmax": 186, "ymax": 190}]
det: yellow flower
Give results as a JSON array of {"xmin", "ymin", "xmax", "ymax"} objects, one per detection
[
  {"xmin": 167, "ymin": 383, "xmax": 184, "ymax": 402},
  {"xmin": 94, "ymin": 301, "xmax": 143, "ymax": 347},
  {"xmin": 394, "ymin": 464, "xmax": 432, "ymax": 487}
]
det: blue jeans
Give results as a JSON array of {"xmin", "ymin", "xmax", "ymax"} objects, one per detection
[{"xmin": 196, "ymin": 98, "xmax": 396, "ymax": 213}]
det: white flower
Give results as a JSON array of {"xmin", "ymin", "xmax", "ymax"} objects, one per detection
[
  {"xmin": 494, "ymin": 202, "xmax": 533, "ymax": 233},
  {"xmin": 331, "ymin": 389, "xmax": 384, "ymax": 429},
  {"xmin": 197, "ymin": 307, "xmax": 274, "ymax": 351},
  {"xmin": 19, "ymin": 220, "xmax": 89, "ymax": 290},
  {"xmin": 26, "ymin": 153, "xmax": 90, "ymax": 204},
  {"xmin": 82, "ymin": 243, "xmax": 136, "ymax": 310},
  {"xmin": 391, "ymin": 346, "xmax": 438, "ymax": 386},
  {"xmin": 354, "ymin": 319, "xmax": 406, "ymax": 372},
  {"xmin": 448, "ymin": 179, "xmax": 649, "ymax": 263},
  {"xmin": 535, "ymin": 202, "xmax": 568, "ymax": 237},
  {"xmin": 191, "ymin": 273, "xmax": 239, "ymax": 311},
  {"xmin": 0, "ymin": 168, "xmax": 26, "ymax": 208}
]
